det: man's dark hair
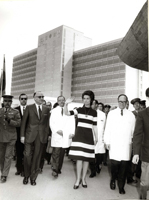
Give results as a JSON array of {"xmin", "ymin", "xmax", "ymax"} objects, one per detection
[
  {"xmin": 19, "ymin": 93, "xmax": 28, "ymax": 100},
  {"xmin": 93, "ymin": 99, "xmax": 98, "ymax": 105},
  {"xmin": 57, "ymin": 95, "xmax": 65, "ymax": 102},
  {"xmin": 117, "ymin": 94, "xmax": 128, "ymax": 102}
]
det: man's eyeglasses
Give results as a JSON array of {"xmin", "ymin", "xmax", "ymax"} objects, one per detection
[
  {"xmin": 21, "ymin": 98, "xmax": 27, "ymax": 100},
  {"xmin": 37, "ymin": 96, "xmax": 44, "ymax": 99},
  {"xmin": 118, "ymin": 101, "xmax": 126, "ymax": 104},
  {"xmin": 4, "ymin": 100, "xmax": 12, "ymax": 103}
]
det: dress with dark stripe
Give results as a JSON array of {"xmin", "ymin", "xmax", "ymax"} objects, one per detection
[{"xmin": 68, "ymin": 107, "xmax": 97, "ymax": 162}]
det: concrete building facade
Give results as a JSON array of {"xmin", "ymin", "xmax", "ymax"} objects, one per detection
[
  {"xmin": 35, "ymin": 25, "xmax": 92, "ymax": 98},
  {"xmin": 11, "ymin": 26, "xmax": 148, "ymax": 107},
  {"xmin": 11, "ymin": 48, "xmax": 37, "ymax": 100}
]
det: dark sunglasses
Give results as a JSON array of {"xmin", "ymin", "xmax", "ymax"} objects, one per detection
[
  {"xmin": 37, "ymin": 96, "xmax": 44, "ymax": 99},
  {"xmin": 21, "ymin": 98, "xmax": 27, "ymax": 100},
  {"xmin": 4, "ymin": 100, "xmax": 12, "ymax": 103}
]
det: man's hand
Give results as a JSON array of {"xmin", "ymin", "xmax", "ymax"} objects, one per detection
[
  {"xmin": 94, "ymin": 139, "xmax": 98, "ymax": 145},
  {"xmin": 21, "ymin": 137, "xmax": 25, "ymax": 144},
  {"xmin": 57, "ymin": 130, "xmax": 63, "ymax": 136},
  {"xmin": 132, "ymin": 155, "xmax": 139, "ymax": 164},
  {"xmin": 69, "ymin": 134, "xmax": 74, "ymax": 139},
  {"xmin": 105, "ymin": 144, "xmax": 110, "ymax": 150},
  {"xmin": 48, "ymin": 136, "xmax": 51, "ymax": 141}
]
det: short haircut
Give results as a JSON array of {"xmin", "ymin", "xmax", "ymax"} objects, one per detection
[
  {"xmin": 19, "ymin": 93, "xmax": 28, "ymax": 100},
  {"xmin": 33, "ymin": 91, "xmax": 42, "ymax": 98},
  {"xmin": 98, "ymin": 102, "xmax": 104, "ymax": 107},
  {"xmin": 117, "ymin": 94, "xmax": 128, "ymax": 102},
  {"xmin": 82, "ymin": 90, "xmax": 95, "ymax": 105},
  {"xmin": 57, "ymin": 95, "xmax": 65, "ymax": 101},
  {"xmin": 92, "ymin": 99, "xmax": 98, "ymax": 105}
]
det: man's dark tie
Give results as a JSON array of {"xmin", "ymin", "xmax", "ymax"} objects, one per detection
[
  {"xmin": 23, "ymin": 106, "xmax": 25, "ymax": 115},
  {"xmin": 121, "ymin": 109, "xmax": 123, "ymax": 116},
  {"xmin": 61, "ymin": 108, "xmax": 63, "ymax": 116},
  {"xmin": 38, "ymin": 106, "xmax": 42, "ymax": 120}
]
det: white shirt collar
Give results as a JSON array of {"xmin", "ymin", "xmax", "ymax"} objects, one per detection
[{"xmin": 35, "ymin": 103, "xmax": 42, "ymax": 111}]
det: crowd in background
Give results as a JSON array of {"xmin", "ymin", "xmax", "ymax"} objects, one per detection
[{"xmin": 0, "ymin": 88, "xmax": 149, "ymax": 199}]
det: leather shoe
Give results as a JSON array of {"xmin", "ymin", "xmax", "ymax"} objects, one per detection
[
  {"xmin": 21, "ymin": 172, "xmax": 25, "ymax": 177},
  {"xmin": 89, "ymin": 172, "xmax": 96, "ymax": 178},
  {"xmin": 82, "ymin": 183, "xmax": 87, "ymax": 188},
  {"xmin": 73, "ymin": 185, "xmax": 79, "ymax": 189},
  {"xmin": 110, "ymin": 180, "xmax": 116, "ymax": 190},
  {"xmin": 96, "ymin": 167, "xmax": 101, "ymax": 174},
  {"xmin": 52, "ymin": 171, "xmax": 58, "ymax": 178},
  {"xmin": 15, "ymin": 171, "xmax": 21, "ymax": 175},
  {"xmin": 119, "ymin": 188, "xmax": 125, "ymax": 194},
  {"xmin": 1, "ymin": 176, "xmax": 7, "ymax": 183},
  {"xmin": 23, "ymin": 177, "xmax": 29, "ymax": 185},
  {"xmin": 30, "ymin": 180, "xmax": 36, "ymax": 186}
]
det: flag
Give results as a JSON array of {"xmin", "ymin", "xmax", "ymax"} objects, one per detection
[{"xmin": 1, "ymin": 55, "xmax": 6, "ymax": 96}]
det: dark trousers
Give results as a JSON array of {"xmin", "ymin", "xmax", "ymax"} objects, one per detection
[
  {"xmin": 24, "ymin": 134, "xmax": 44, "ymax": 180},
  {"xmin": 16, "ymin": 140, "xmax": 24, "ymax": 173},
  {"xmin": 90, "ymin": 153, "xmax": 104, "ymax": 173},
  {"xmin": 140, "ymin": 161, "xmax": 149, "ymax": 199},
  {"xmin": 52, "ymin": 147, "xmax": 65, "ymax": 173},
  {"xmin": 0, "ymin": 141, "xmax": 15, "ymax": 177},
  {"xmin": 40, "ymin": 143, "xmax": 47, "ymax": 170},
  {"xmin": 111, "ymin": 159, "xmax": 128, "ymax": 190}
]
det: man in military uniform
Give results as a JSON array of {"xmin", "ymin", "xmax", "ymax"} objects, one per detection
[
  {"xmin": 0, "ymin": 95, "xmax": 21, "ymax": 183},
  {"xmin": 131, "ymin": 98, "xmax": 141, "ymax": 118}
]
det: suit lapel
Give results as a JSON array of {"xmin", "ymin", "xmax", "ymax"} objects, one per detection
[{"xmin": 33, "ymin": 104, "xmax": 39, "ymax": 118}]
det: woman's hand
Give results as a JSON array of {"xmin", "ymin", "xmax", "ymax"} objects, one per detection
[{"xmin": 65, "ymin": 96, "xmax": 75, "ymax": 104}]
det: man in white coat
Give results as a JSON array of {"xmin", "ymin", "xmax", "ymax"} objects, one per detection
[
  {"xmin": 104, "ymin": 94, "xmax": 135, "ymax": 195},
  {"xmin": 89, "ymin": 102, "xmax": 106, "ymax": 177},
  {"xmin": 50, "ymin": 96, "xmax": 75, "ymax": 177}
]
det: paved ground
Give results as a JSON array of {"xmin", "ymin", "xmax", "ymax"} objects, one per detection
[{"xmin": 0, "ymin": 157, "xmax": 148, "ymax": 200}]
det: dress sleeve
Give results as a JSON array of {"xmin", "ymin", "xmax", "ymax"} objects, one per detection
[
  {"xmin": 70, "ymin": 108, "xmax": 78, "ymax": 116},
  {"xmin": 93, "ymin": 110, "xmax": 97, "ymax": 126}
]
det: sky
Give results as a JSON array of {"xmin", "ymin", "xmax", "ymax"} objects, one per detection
[{"xmin": 0, "ymin": 0, "xmax": 147, "ymax": 93}]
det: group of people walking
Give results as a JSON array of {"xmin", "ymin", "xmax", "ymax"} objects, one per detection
[{"xmin": 0, "ymin": 88, "xmax": 149, "ymax": 199}]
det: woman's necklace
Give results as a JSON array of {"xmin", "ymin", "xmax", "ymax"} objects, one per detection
[{"xmin": 84, "ymin": 107, "xmax": 91, "ymax": 118}]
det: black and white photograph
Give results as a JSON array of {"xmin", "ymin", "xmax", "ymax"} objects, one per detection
[{"xmin": 0, "ymin": 0, "xmax": 148, "ymax": 199}]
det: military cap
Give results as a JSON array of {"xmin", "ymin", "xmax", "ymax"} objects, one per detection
[
  {"xmin": 140, "ymin": 100, "xmax": 146, "ymax": 106},
  {"xmin": 146, "ymin": 88, "xmax": 149, "ymax": 97},
  {"xmin": 104, "ymin": 104, "xmax": 111, "ymax": 109},
  {"xmin": 2, "ymin": 95, "xmax": 14, "ymax": 100},
  {"xmin": 130, "ymin": 98, "xmax": 141, "ymax": 105}
]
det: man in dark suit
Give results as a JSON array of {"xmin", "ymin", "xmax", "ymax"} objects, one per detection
[
  {"xmin": 15, "ymin": 93, "xmax": 28, "ymax": 176},
  {"xmin": 0, "ymin": 95, "xmax": 21, "ymax": 183},
  {"xmin": 130, "ymin": 98, "xmax": 142, "ymax": 181},
  {"xmin": 21, "ymin": 91, "xmax": 50, "ymax": 186},
  {"xmin": 132, "ymin": 88, "xmax": 149, "ymax": 200}
]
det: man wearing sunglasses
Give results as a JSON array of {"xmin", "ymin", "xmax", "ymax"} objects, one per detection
[
  {"xmin": 15, "ymin": 93, "xmax": 28, "ymax": 177},
  {"xmin": 0, "ymin": 95, "xmax": 21, "ymax": 183},
  {"xmin": 20, "ymin": 91, "xmax": 50, "ymax": 186}
]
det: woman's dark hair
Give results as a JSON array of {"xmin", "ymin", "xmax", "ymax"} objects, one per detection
[{"xmin": 82, "ymin": 90, "xmax": 95, "ymax": 105}]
